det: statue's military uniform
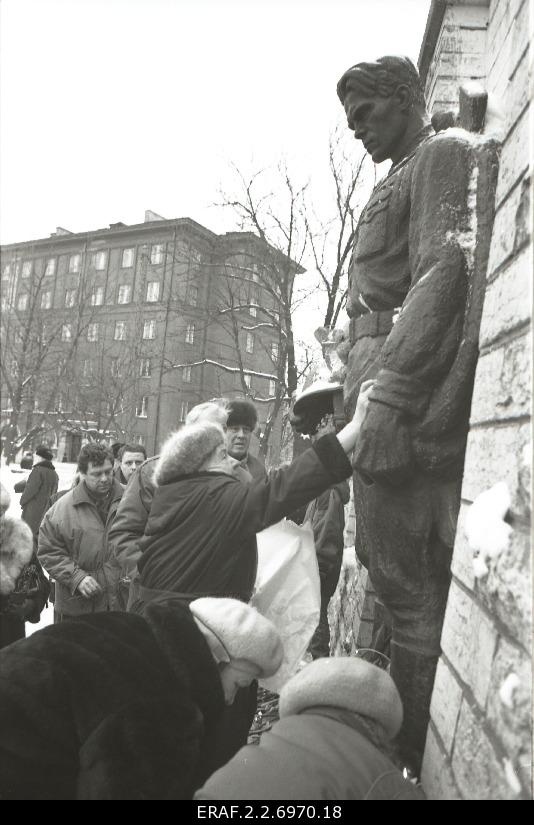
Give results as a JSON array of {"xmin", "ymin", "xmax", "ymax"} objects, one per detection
[{"xmin": 344, "ymin": 123, "xmax": 495, "ymax": 768}]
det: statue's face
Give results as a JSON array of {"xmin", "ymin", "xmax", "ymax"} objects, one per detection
[{"xmin": 344, "ymin": 87, "xmax": 408, "ymax": 164}]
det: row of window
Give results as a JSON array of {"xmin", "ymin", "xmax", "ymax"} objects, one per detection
[
  {"xmin": 58, "ymin": 319, "xmax": 196, "ymax": 344},
  {"xmin": 3, "ymin": 245, "xmax": 168, "ymax": 281},
  {"xmin": 15, "ymin": 279, "xmax": 197, "ymax": 311},
  {"xmin": 135, "ymin": 397, "xmax": 190, "ymax": 421}
]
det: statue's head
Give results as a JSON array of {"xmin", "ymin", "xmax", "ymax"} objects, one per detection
[{"xmin": 337, "ymin": 56, "xmax": 428, "ymax": 163}]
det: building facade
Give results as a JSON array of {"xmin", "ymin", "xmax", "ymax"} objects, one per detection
[{"xmin": 1, "ymin": 211, "xmax": 294, "ymax": 463}]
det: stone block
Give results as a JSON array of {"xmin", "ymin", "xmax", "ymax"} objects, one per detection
[
  {"xmin": 452, "ymin": 699, "xmax": 524, "ymax": 799},
  {"xmin": 461, "ymin": 420, "xmax": 531, "ymax": 509},
  {"xmin": 421, "ymin": 725, "xmax": 462, "ymax": 800},
  {"xmin": 496, "ymin": 108, "xmax": 530, "ymax": 206},
  {"xmin": 429, "ymin": 658, "xmax": 463, "ymax": 755},
  {"xmin": 486, "ymin": 189, "xmax": 531, "ymax": 278},
  {"xmin": 446, "ymin": 5, "xmax": 489, "ymax": 29},
  {"xmin": 440, "ymin": 581, "xmax": 498, "ymax": 708},
  {"xmin": 450, "ymin": 502, "xmax": 476, "ymax": 591},
  {"xmin": 488, "ymin": 44, "xmax": 529, "ymax": 128},
  {"xmin": 488, "ymin": 3, "xmax": 531, "ymax": 101},
  {"xmin": 486, "ymin": 637, "xmax": 532, "ymax": 779},
  {"xmin": 482, "ymin": 527, "xmax": 532, "ymax": 651},
  {"xmin": 470, "ymin": 331, "xmax": 532, "ymax": 424}
]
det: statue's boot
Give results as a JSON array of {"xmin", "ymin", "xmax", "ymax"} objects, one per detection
[{"xmin": 389, "ymin": 642, "xmax": 439, "ymax": 777}]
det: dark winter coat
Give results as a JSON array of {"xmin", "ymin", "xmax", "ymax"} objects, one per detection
[
  {"xmin": 134, "ymin": 435, "xmax": 352, "ymax": 606},
  {"xmin": 37, "ymin": 480, "xmax": 124, "ymax": 616},
  {"xmin": 195, "ymin": 706, "xmax": 425, "ymax": 801},
  {"xmin": 304, "ymin": 480, "xmax": 350, "ymax": 579},
  {"xmin": 19, "ymin": 460, "xmax": 59, "ymax": 536},
  {"xmin": 0, "ymin": 603, "xmax": 225, "ymax": 799}
]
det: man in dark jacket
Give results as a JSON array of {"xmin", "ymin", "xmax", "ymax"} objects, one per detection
[
  {"xmin": 0, "ymin": 598, "xmax": 283, "ymax": 799},
  {"xmin": 195, "ymin": 656, "xmax": 425, "ymax": 800},
  {"xmin": 19, "ymin": 445, "xmax": 58, "ymax": 538}
]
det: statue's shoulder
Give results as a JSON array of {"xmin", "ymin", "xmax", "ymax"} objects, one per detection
[{"xmin": 417, "ymin": 127, "xmax": 476, "ymax": 161}]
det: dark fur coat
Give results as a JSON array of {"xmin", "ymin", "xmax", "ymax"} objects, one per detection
[{"xmin": 0, "ymin": 603, "xmax": 225, "ymax": 799}]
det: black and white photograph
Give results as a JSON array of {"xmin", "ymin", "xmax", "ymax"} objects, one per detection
[{"xmin": 0, "ymin": 0, "xmax": 532, "ymax": 803}]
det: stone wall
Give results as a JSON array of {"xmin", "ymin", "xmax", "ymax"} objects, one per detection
[{"xmin": 420, "ymin": 0, "xmax": 532, "ymax": 800}]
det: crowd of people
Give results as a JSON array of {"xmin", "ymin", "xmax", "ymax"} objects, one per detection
[{"xmin": 0, "ymin": 390, "xmax": 424, "ymax": 800}]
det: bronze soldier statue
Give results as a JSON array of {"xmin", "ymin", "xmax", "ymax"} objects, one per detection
[{"xmin": 337, "ymin": 56, "xmax": 498, "ymax": 775}]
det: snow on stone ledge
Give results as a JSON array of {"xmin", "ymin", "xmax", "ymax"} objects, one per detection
[{"xmin": 465, "ymin": 481, "xmax": 512, "ymax": 579}]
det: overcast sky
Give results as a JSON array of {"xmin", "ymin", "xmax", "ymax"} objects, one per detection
[{"xmin": 1, "ymin": 0, "xmax": 431, "ymax": 248}]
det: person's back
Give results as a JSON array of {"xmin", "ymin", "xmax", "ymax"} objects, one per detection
[{"xmin": 0, "ymin": 606, "xmax": 222, "ymax": 799}]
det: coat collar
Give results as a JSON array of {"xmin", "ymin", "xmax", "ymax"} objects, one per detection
[
  {"xmin": 34, "ymin": 459, "xmax": 55, "ymax": 470},
  {"xmin": 72, "ymin": 478, "xmax": 123, "ymax": 507}
]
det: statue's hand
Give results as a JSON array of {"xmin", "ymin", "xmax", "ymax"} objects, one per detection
[{"xmin": 352, "ymin": 400, "xmax": 414, "ymax": 485}]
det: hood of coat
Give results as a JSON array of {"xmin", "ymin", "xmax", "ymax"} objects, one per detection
[{"xmin": 142, "ymin": 601, "xmax": 225, "ymax": 730}]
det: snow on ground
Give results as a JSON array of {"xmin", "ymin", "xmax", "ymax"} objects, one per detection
[{"xmin": 1, "ymin": 459, "xmax": 78, "ymax": 636}]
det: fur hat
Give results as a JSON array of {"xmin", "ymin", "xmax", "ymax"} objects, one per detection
[
  {"xmin": 35, "ymin": 445, "xmax": 53, "ymax": 461},
  {"xmin": 0, "ymin": 482, "xmax": 34, "ymax": 596},
  {"xmin": 190, "ymin": 598, "xmax": 283, "ymax": 678},
  {"xmin": 279, "ymin": 657, "xmax": 403, "ymax": 740},
  {"xmin": 226, "ymin": 399, "xmax": 258, "ymax": 430},
  {"xmin": 154, "ymin": 423, "xmax": 224, "ymax": 485}
]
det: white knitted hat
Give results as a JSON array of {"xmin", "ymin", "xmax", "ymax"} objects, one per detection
[
  {"xmin": 279, "ymin": 657, "xmax": 403, "ymax": 739},
  {"xmin": 190, "ymin": 598, "xmax": 283, "ymax": 678}
]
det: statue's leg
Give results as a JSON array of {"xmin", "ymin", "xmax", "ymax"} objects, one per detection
[{"xmin": 353, "ymin": 471, "xmax": 461, "ymax": 774}]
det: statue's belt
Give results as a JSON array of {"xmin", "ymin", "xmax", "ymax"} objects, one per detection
[{"xmin": 349, "ymin": 310, "xmax": 395, "ymax": 345}]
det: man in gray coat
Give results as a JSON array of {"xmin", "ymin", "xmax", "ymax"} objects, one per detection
[{"xmin": 38, "ymin": 443, "xmax": 123, "ymax": 620}]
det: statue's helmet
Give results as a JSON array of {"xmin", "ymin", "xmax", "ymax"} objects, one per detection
[{"xmin": 290, "ymin": 380, "xmax": 345, "ymax": 436}]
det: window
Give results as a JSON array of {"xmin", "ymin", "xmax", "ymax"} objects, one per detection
[
  {"xmin": 94, "ymin": 251, "xmax": 107, "ymax": 270},
  {"xmin": 135, "ymin": 434, "xmax": 145, "ymax": 446},
  {"xmin": 61, "ymin": 324, "xmax": 72, "ymax": 342},
  {"xmin": 143, "ymin": 320, "xmax": 155, "ymax": 340},
  {"xmin": 179, "ymin": 401, "xmax": 189, "ymax": 422},
  {"xmin": 252, "ymin": 264, "xmax": 260, "ymax": 283},
  {"xmin": 90, "ymin": 286, "xmax": 104, "ymax": 306},
  {"xmin": 121, "ymin": 248, "xmax": 134, "ymax": 268},
  {"xmin": 2, "ymin": 263, "xmax": 10, "ymax": 279},
  {"xmin": 271, "ymin": 342, "xmax": 279, "ymax": 363},
  {"xmin": 269, "ymin": 379, "xmax": 276, "ymax": 396},
  {"xmin": 10, "ymin": 360, "xmax": 18, "ymax": 378},
  {"xmin": 17, "ymin": 293, "xmax": 28, "ymax": 311},
  {"xmin": 187, "ymin": 285, "xmax": 198, "ymax": 306},
  {"xmin": 45, "ymin": 258, "xmax": 56, "ymax": 276},
  {"xmin": 69, "ymin": 254, "xmax": 81, "ymax": 273},
  {"xmin": 150, "ymin": 244, "xmax": 164, "ymax": 265},
  {"xmin": 182, "ymin": 365, "xmax": 192, "ymax": 383},
  {"xmin": 246, "ymin": 333, "xmax": 254, "ymax": 354},
  {"xmin": 64, "ymin": 288, "xmax": 76, "ymax": 307},
  {"xmin": 117, "ymin": 284, "xmax": 131, "ymax": 304},
  {"xmin": 185, "ymin": 323, "xmax": 195, "ymax": 344},
  {"xmin": 22, "ymin": 261, "xmax": 32, "ymax": 277},
  {"xmin": 250, "ymin": 304, "xmax": 257, "ymax": 318},
  {"xmin": 87, "ymin": 323, "xmax": 99, "ymax": 342},
  {"xmin": 82, "ymin": 359, "xmax": 93, "ymax": 379},
  {"xmin": 114, "ymin": 321, "xmax": 126, "ymax": 341},
  {"xmin": 41, "ymin": 291, "xmax": 52, "ymax": 309},
  {"xmin": 110, "ymin": 357, "xmax": 121, "ymax": 378},
  {"xmin": 33, "ymin": 396, "xmax": 41, "ymax": 412},
  {"xmin": 139, "ymin": 358, "xmax": 152, "ymax": 378},
  {"xmin": 244, "ymin": 373, "xmax": 252, "ymax": 389},
  {"xmin": 146, "ymin": 281, "xmax": 160, "ymax": 302},
  {"xmin": 272, "ymin": 310, "xmax": 280, "ymax": 324},
  {"xmin": 136, "ymin": 396, "xmax": 149, "ymax": 418}
]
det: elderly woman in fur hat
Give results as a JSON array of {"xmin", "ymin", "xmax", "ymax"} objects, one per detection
[
  {"xmin": 126, "ymin": 383, "xmax": 373, "ymax": 771},
  {"xmin": 0, "ymin": 595, "xmax": 283, "ymax": 799}
]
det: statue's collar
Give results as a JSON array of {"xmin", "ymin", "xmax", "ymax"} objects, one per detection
[{"xmin": 387, "ymin": 124, "xmax": 435, "ymax": 178}]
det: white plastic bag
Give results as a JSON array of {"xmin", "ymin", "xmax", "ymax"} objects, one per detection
[{"xmin": 250, "ymin": 519, "xmax": 320, "ymax": 693}]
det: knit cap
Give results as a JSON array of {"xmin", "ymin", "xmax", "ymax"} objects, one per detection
[
  {"xmin": 190, "ymin": 598, "xmax": 283, "ymax": 678},
  {"xmin": 279, "ymin": 657, "xmax": 403, "ymax": 739}
]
